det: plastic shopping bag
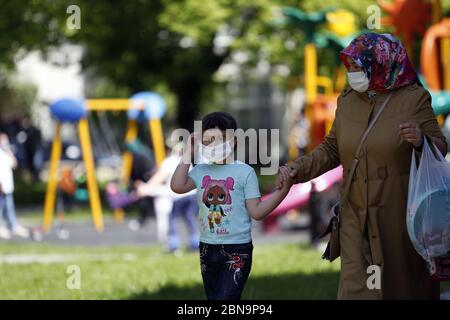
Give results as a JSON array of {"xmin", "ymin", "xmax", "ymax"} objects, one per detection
[{"xmin": 407, "ymin": 137, "xmax": 450, "ymax": 280}]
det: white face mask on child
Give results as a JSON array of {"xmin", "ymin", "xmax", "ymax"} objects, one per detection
[
  {"xmin": 199, "ymin": 140, "xmax": 233, "ymax": 164},
  {"xmin": 347, "ymin": 71, "xmax": 370, "ymax": 92}
]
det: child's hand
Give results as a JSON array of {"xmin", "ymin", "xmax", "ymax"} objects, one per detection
[
  {"xmin": 276, "ymin": 164, "xmax": 292, "ymax": 189},
  {"xmin": 277, "ymin": 163, "xmax": 299, "ymax": 188},
  {"xmin": 133, "ymin": 180, "xmax": 143, "ymax": 189},
  {"xmin": 277, "ymin": 165, "xmax": 293, "ymax": 192},
  {"xmin": 135, "ymin": 181, "xmax": 151, "ymax": 197},
  {"xmin": 136, "ymin": 184, "xmax": 148, "ymax": 197},
  {"xmin": 182, "ymin": 132, "xmax": 200, "ymax": 163}
]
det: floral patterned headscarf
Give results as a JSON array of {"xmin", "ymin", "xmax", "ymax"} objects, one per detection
[{"xmin": 339, "ymin": 32, "xmax": 419, "ymax": 92}]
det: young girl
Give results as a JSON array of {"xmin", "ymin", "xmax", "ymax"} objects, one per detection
[{"xmin": 171, "ymin": 112, "xmax": 292, "ymax": 300}]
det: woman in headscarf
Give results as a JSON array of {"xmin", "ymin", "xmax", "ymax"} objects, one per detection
[{"xmin": 285, "ymin": 33, "xmax": 447, "ymax": 299}]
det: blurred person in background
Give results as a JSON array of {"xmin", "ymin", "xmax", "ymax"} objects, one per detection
[
  {"xmin": 0, "ymin": 132, "xmax": 29, "ymax": 239},
  {"xmin": 127, "ymin": 141, "xmax": 157, "ymax": 230},
  {"xmin": 292, "ymin": 108, "xmax": 310, "ymax": 157},
  {"xmin": 137, "ymin": 143, "xmax": 199, "ymax": 253},
  {"xmin": 20, "ymin": 116, "xmax": 44, "ymax": 182}
]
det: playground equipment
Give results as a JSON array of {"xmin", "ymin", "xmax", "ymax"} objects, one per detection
[
  {"xmin": 378, "ymin": 0, "xmax": 432, "ymax": 59},
  {"xmin": 287, "ymin": 0, "xmax": 450, "ymax": 156},
  {"xmin": 281, "ymin": 7, "xmax": 327, "ymax": 105},
  {"xmin": 421, "ymin": 18, "xmax": 450, "ymax": 91},
  {"xmin": 264, "ymin": 7, "xmax": 359, "ymax": 233},
  {"xmin": 378, "ymin": 0, "xmax": 450, "ymax": 117},
  {"xmin": 281, "ymin": 7, "xmax": 359, "ymax": 154},
  {"xmin": 43, "ymin": 92, "xmax": 166, "ymax": 232},
  {"xmin": 421, "ymin": 17, "xmax": 450, "ymax": 124}
]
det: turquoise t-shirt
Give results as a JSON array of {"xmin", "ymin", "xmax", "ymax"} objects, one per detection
[{"xmin": 188, "ymin": 161, "xmax": 261, "ymax": 244}]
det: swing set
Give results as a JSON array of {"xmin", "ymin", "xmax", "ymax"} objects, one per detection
[{"xmin": 43, "ymin": 92, "xmax": 167, "ymax": 232}]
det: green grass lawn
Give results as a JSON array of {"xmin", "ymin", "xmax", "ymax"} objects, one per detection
[
  {"xmin": 1, "ymin": 242, "xmax": 449, "ymax": 300},
  {"xmin": 0, "ymin": 242, "xmax": 340, "ymax": 299}
]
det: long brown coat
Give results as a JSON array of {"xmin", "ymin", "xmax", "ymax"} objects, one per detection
[{"xmin": 293, "ymin": 83, "xmax": 447, "ymax": 299}]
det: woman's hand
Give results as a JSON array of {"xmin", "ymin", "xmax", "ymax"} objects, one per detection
[
  {"xmin": 399, "ymin": 122, "xmax": 423, "ymax": 148},
  {"xmin": 276, "ymin": 165, "xmax": 293, "ymax": 192},
  {"xmin": 276, "ymin": 163, "xmax": 298, "ymax": 189}
]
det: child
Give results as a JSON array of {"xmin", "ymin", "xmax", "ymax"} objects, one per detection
[
  {"xmin": 171, "ymin": 112, "xmax": 293, "ymax": 300},
  {"xmin": 136, "ymin": 143, "xmax": 199, "ymax": 253}
]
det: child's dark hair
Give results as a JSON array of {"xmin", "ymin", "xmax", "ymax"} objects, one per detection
[{"xmin": 202, "ymin": 112, "xmax": 237, "ymax": 131}]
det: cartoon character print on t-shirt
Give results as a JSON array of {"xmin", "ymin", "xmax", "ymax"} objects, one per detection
[{"xmin": 201, "ymin": 175, "xmax": 234, "ymax": 234}]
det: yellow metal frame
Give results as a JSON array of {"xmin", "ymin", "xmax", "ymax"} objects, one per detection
[
  {"xmin": 316, "ymin": 76, "xmax": 333, "ymax": 96},
  {"xmin": 43, "ymin": 98, "xmax": 166, "ymax": 232},
  {"xmin": 441, "ymin": 37, "xmax": 450, "ymax": 91},
  {"xmin": 43, "ymin": 123, "xmax": 62, "ymax": 232},
  {"xmin": 304, "ymin": 43, "xmax": 318, "ymax": 104},
  {"xmin": 304, "ymin": 43, "xmax": 317, "ymax": 154},
  {"xmin": 78, "ymin": 118, "xmax": 104, "ymax": 231}
]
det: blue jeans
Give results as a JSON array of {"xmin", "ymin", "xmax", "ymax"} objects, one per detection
[
  {"xmin": 0, "ymin": 193, "xmax": 17, "ymax": 230},
  {"xmin": 168, "ymin": 195, "xmax": 199, "ymax": 250},
  {"xmin": 199, "ymin": 241, "xmax": 253, "ymax": 300}
]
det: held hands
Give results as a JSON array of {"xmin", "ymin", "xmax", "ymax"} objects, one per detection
[
  {"xmin": 276, "ymin": 165, "xmax": 294, "ymax": 193},
  {"xmin": 399, "ymin": 122, "xmax": 423, "ymax": 148},
  {"xmin": 277, "ymin": 163, "xmax": 299, "ymax": 190},
  {"xmin": 134, "ymin": 180, "xmax": 147, "ymax": 197}
]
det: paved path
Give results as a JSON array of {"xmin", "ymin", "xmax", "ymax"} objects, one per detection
[{"xmin": 4, "ymin": 215, "xmax": 311, "ymax": 247}]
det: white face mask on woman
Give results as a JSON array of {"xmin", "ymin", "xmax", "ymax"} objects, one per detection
[{"xmin": 347, "ymin": 71, "xmax": 370, "ymax": 92}]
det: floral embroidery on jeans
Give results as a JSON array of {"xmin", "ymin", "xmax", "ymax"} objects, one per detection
[
  {"xmin": 227, "ymin": 254, "xmax": 247, "ymax": 285},
  {"xmin": 220, "ymin": 246, "xmax": 248, "ymax": 285},
  {"xmin": 199, "ymin": 243, "xmax": 208, "ymax": 273}
]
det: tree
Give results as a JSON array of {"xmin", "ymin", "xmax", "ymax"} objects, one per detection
[
  {"xmin": 0, "ymin": 0, "xmax": 65, "ymax": 70},
  {"xmin": 1, "ymin": 0, "xmax": 298, "ymax": 129},
  {"xmin": 65, "ymin": 0, "xmax": 265, "ymax": 129}
]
